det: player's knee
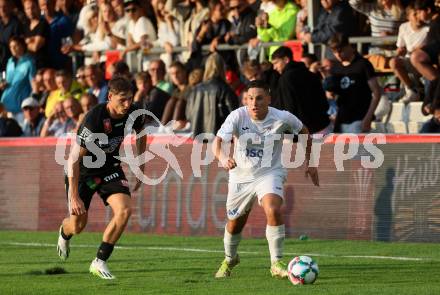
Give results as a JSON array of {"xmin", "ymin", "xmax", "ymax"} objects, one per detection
[
  {"xmin": 265, "ymin": 206, "xmax": 282, "ymax": 220},
  {"xmin": 117, "ymin": 207, "xmax": 131, "ymax": 221}
]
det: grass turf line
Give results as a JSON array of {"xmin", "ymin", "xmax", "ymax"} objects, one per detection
[{"xmin": 0, "ymin": 231, "xmax": 440, "ymax": 295}]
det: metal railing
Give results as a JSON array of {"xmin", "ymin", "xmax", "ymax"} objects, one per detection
[{"xmin": 71, "ymin": 36, "xmax": 398, "ymax": 73}]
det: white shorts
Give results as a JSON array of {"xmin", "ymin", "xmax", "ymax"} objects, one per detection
[{"xmin": 226, "ymin": 174, "xmax": 285, "ymax": 220}]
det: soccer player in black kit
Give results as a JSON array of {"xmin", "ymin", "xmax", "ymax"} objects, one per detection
[{"xmin": 56, "ymin": 77, "xmax": 146, "ymax": 280}]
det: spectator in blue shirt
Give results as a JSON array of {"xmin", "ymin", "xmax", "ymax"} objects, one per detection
[
  {"xmin": 0, "ymin": 36, "xmax": 36, "ymax": 125},
  {"xmin": 38, "ymin": 0, "xmax": 74, "ymax": 70}
]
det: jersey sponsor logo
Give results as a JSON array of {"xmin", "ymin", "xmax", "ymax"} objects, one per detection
[
  {"xmin": 241, "ymin": 127, "xmax": 250, "ymax": 131},
  {"xmin": 104, "ymin": 172, "xmax": 119, "ymax": 182},
  {"xmin": 101, "ymin": 136, "xmax": 124, "ymax": 153},
  {"xmin": 103, "ymin": 119, "xmax": 112, "ymax": 134},
  {"xmin": 245, "ymin": 148, "xmax": 263, "ymax": 158}
]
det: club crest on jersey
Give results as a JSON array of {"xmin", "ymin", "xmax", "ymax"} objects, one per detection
[{"xmin": 103, "ymin": 118, "xmax": 112, "ymax": 134}]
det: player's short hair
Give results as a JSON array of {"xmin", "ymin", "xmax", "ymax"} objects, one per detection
[
  {"xmin": 271, "ymin": 46, "xmax": 293, "ymax": 61},
  {"xmin": 108, "ymin": 76, "xmax": 133, "ymax": 94},
  {"xmin": 246, "ymin": 80, "xmax": 271, "ymax": 95},
  {"xmin": 327, "ymin": 33, "xmax": 350, "ymax": 51}
]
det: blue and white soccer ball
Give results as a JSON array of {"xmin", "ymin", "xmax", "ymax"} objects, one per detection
[{"xmin": 287, "ymin": 256, "xmax": 319, "ymax": 285}]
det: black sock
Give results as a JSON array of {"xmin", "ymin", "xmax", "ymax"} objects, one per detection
[
  {"xmin": 60, "ymin": 226, "xmax": 72, "ymax": 240},
  {"xmin": 97, "ymin": 242, "xmax": 114, "ymax": 261}
]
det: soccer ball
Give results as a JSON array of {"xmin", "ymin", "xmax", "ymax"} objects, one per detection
[{"xmin": 287, "ymin": 256, "xmax": 319, "ymax": 285}]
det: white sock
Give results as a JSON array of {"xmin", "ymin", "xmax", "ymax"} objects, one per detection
[
  {"xmin": 266, "ymin": 224, "xmax": 285, "ymax": 264},
  {"xmin": 224, "ymin": 226, "xmax": 241, "ymax": 263}
]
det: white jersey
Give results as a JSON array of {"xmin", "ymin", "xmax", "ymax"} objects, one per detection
[{"xmin": 217, "ymin": 106, "xmax": 303, "ymax": 183}]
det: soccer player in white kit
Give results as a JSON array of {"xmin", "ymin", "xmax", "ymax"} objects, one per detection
[{"xmin": 214, "ymin": 80, "xmax": 319, "ymax": 278}]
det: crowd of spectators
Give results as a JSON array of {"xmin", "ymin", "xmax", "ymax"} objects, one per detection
[{"xmin": 0, "ymin": 0, "xmax": 440, "ymax": 138}]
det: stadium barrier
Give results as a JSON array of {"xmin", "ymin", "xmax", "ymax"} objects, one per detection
[
  {"xmin": 0, "ymin": 135, "xmax": 439, "ymax": 242},
  {"xmin": 71, "ymin": 36, "xmax": 398, "ymax": 73}
]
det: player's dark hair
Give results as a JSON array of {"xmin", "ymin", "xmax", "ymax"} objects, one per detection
[
  {"xmin": 246, "ymin": 80, "xmax": 271, "ymax": 95},
  {"xmin": 327, "ymin": 33, "xmax": 350, "ymax": 50},
  {"xmin": 271, "ymin": 46, "xmax": 293, "ymax": 61},
  {"xmin": 108, "ymin": 76, "xmax": 133, "ymax": 94}
]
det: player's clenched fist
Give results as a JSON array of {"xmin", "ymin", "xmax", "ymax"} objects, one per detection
[{"xmin": 220, "ymin": 157, "xmax": 237, "ymax": 170}]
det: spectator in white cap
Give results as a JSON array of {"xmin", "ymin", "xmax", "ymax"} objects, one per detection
[{"xmin": 21, "ymin": 97, "xmax": 46, "ymax": 137}]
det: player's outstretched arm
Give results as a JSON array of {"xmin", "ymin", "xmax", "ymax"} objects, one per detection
[
  {"xmin": 133, "ymin": 131, "xmax": 147, "ymax": 192},
  {"xmin": 213, "ymin": 136, "xmax": 236, "ymax": 170},
  {"xmin": 67, "ymin": 143, "xmax": 88, "ymax": 215},
  {"xmin": 299, "ymin": 126, "xmax": 319, "ymax": 187}
]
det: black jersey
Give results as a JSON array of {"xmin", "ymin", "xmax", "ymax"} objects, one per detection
[{"xmin": 76, "ymin": 103, "xmax": 145, "ymax": 178}]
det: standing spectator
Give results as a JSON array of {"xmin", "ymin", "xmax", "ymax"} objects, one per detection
[
  {"xmin": 45, "ymin": 69, "xmax": 84, "ymax": 117},
  {"xmin": 109, "ymin": 0, "xmax": 129, "ymax": 50},
  {"xmin": 390, "ymin": 4, "xmax": 429, "ymax": 103},
  {"xmin": 271, "ymin": 46, "xmax": 331, "ymax": 134},
  {"xmin": 148, "ymin": 59, "xmax": 173, "ymax": 94},
  {"xmin": 349, "ymin": 0, "xmax": 404, "ymax": 38},
  {"xmin": 38, "ymin": 0, "xmax": 74, "ymax": 70},
  {"xmin": 40, "ymin": 101, "xmax": 76, "ymax": 136},
  {"xmin": 0, "ymin": 36, "xmax": 36, "ymax": 124},
  {"xmin": 23, "ymin": 0, "xmax": 50, "ymax": 69},
  {"xmin": 349, "ymin": 0, "xmax": 405, "ymax": 56},
  {"xmin": 225, "ymin": 0, "xmax": 257, "ymax": 64},
  {"xmin": 133, "ymin": 71, "xmax": 170, "ymax": 122},
  {"xmin": 56, "ymin": 0, "xmax": 80, "ymax": 26},
  {"xmin": 0, "ymin": 102, "xmax": 22, "ymax": 136},
  {"xmin": 168, "ymin": 0, "xmax": 210, "ymax": 63},
  {"xmin": 296, "ymin": 0, "xmax": 308, "ymax": 41},
  {"xmin": 189, "ymin": 0, "xmax": 235, "ymax": 71},
  {"xmin": 123, "ymin": 0, "xmax": 157, "ymax": 68},
  {"xmin": 326, "ymin": 33, "xmax": 381, "ymax": 133},
  {"xmin": 186, "ymin": 53, "xmax": 239, "ymax": 137},
  {"xmin": 85, "ymin": 64, "xmax": 108, "ymax": 103},
  {"xmin": 411, "ymin": 0, "xmax": 440, "ymax": 115},
  {"xmin": 255, "ymin": 0, "xmax": 299, "ymax": 58},
  {"xmin": 161, "ymin": 61, "xmax": 189, "ymax": 130},
  {"xmin": 152, "ymin": 0, "xmax": 180, "ymax": 69},
  {"xmin": 302, "ymin": 0, "xmax": 355, "ymax": 46},
  {"xmin": 20, "ymin": 97, "xmax": 46, "ymax": 136},
  {"xmin": 0, "ymin": 0, "xmax": 23, "ymax": 72}
]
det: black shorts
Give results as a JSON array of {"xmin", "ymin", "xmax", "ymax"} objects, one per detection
[
  {"xmin": 422, "ymin": 41, "xmax": 440, "ymax": 65},
  {"xmin": 64, "ymin": 168, "xmax": 131, "ymax": 210}
]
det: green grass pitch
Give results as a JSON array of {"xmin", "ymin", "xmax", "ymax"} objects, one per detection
[{"xmin": 1, "ymin": 231, "xmax": 440, "ymax": 295}]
